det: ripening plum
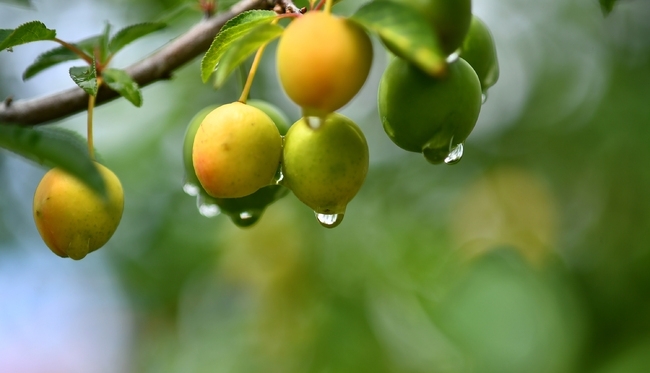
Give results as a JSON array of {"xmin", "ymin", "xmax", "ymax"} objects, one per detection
[
  {"xmin": 281, "ymin": 113, "xmax": 369, "ymax": 217},
  {"xmin": 192, "ymin": 102, "xmax": 283, "ymax": 198},
  {"xmin": 276, "ymin": 11, "xmax": 373, "ymax": 118},
  {"xmin": 33, "ymin": 163, "xmax": 124, "ymax": 260},
  {"xmin": 185, "ymin": 101, "xmax": 290, "ymax": 227}
]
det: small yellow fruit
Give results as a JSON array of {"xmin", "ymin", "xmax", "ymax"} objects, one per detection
[
  {"xmin": 192, "ymin": 102, "xmax": 283, "ymax": 198},
  {"xmin": 276, "ymin": 11, "xmax": 373, "ymax": 118},
  {"xmin": 282, "ymin": 113, "xmax": 369, "ymax": 215},
  {"xmin": 33, "ymin": 163, "xmax": 124, "ymax": 260}
]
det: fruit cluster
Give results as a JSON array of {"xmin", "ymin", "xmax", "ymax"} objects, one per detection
[
  {"xmin": 30, "ymin": 0, "xmax": 500, "ymax": 261},
  {"xmin": 183, "ymin": 0, "xmax": 498, "ymax": 229},
  {"xmin": 379, "ymin": 6, "xmax": 498, "ymax": 164}
]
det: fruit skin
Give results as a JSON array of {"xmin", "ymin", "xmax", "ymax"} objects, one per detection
[
  {"xmin": 378, "ymin": 57, "xmax": 482, "ymax": 154},
  {"xmin": 388, "ymin": 0, "xmax": 472, "ymax": 55},
  {"xmin": 192, "ymin": 102, "xmax": 283, "ymax": 198},
  {"xmin": 247, "ymin": 99, "xmax": 291, "ymax": 136},
  {"xmin": 282, "ymin": 113, "xmax": 369, "ymax": 215},
  {"xmin": 460, "ymin": 15, "xmax": 500, "ymax": 91},
  {"xmin": 33, "ymin": 163, "xmax": 124, "ymax": 260},
  {"xmin": 183, "ymin": 104, "xmax": 219, "ymax": 191},
  {"xmin": 276, "ymin": 11, "xmax": 373, "ymax": 118},
  {"xmin": 183, "ymin": 101, "xmax": 290, "ymax": 227}
]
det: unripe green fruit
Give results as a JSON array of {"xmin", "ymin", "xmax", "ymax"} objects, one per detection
[
  {"xmin": 33, "ymin": 163, "xmax": 124, "ymax": 260},
  {"xmin": 282, "ymin": 113, "xmax": 369, "ymax": 216},
  {"xmin": 460, "ymin": 16, "xmax": 500, "ymax": 91},
  {"xmin": 387, "ymin": 0, "xmax": 472, "ymax": 55},
  {"xmin": 192, "ymin": 102, "xmax": 283, "ymax": 198},
  {"xmin": 183, "ymin": 101, "xmax": 290, "ymax": 227},
  {"xmin": 378, "ymin": 57, "xmax": 482, "ymax": 157},
  {"xmin": 276, "ymin": 11, "xmax": 373, "ymax": 118}
]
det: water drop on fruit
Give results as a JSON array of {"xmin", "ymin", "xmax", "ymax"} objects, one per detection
[
  {"xmin": 232, "ymin": 211, "xmax": 261, "ymax": 228},
  {"xmin": 444, "ymin": 143, "xmax": 464, "ymax": 165},
  {"xmin": 274, "ymin": 169, "xmax": 284, "ymax": 185},
  {"xmin": 304, "ymin": 116, "xmax": 324, "ymax": 130},
  {"xmin": 482, "ymin": 91, "xmax": 488, "ymax": 104},
  {"xmin": 183, "ymin": 177, "xmax": 200, "ymax": 197},
  {"xmin": 197, "ymin": 194, "xmax": 220, "ymax": 217},
  {"xmin": 446, "ymin": 50, "xmax": 460, "ymax": 63},
  {"xmin": 315, "ymin": 212, "xmax": 344, "ymax": 229}
]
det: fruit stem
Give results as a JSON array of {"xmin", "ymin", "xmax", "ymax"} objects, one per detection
[
  {"xmin": 238, "ymin": 44, "xmax": 267, "ymax": 104},
  {"xmin": 324, "ymin": 0, "xmax": 332, "ymax": 14},
  {"xmin": 54, "ymin": 38, "xmax": 93, "ymax": 65},
  {"xmin": 87, "ymin": 78, "xmax": 101, "ymax": 160}
]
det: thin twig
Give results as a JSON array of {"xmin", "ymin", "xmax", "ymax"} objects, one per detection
[{"xmin": 273, "ymin": 0, "xmax": 305, "ymax": 14}]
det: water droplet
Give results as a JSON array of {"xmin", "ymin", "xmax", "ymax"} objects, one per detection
[
  {"xmin": 315, "ymin": 212, "xmax": 344, "ymax": 228},
  {"xmin": 481, "ymin": 91, "xmax": 488, "ymax": 104},
  {"xmin": 444, "ymin": 143, "xmax": 464, "ymax": 165},
  {"xmin": 274, "ymin": 169, "xmax": 284, "ymax": 185},
  {"xmin": 446, "ymin": 50, "xmax": 460, "ymax": 63},
  {"xmin": 232, "ymin": 211, "xmax": 261, "ymax": 227},
  {"xmin": 304, "ymin": 116, "xmax": 324, "ymax": 130},
  {"xmin": 196, "ymin": 194, "xmax": 220, "ymax": 217},
  {"xmin": 182, "ymin": 179, "xmax": 200, "ymax": 196}
]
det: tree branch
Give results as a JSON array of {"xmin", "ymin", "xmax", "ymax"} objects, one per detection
[{"xmin": 0, "ymin": 0, "xmax": 274, "ymax": 126}]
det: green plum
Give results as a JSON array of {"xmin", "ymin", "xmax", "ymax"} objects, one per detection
[
  {"xmin": 460, "ymin": 15, "xmax": 500, "ymax": 91},
  {"xmin": 281, "ymin": 113, "xmax": 369, "ymax": 225},
  {"xmin": 378, "ymin": 57, "xmax": 482, "ymax": 163}
]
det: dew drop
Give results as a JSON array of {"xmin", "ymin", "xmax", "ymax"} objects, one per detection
[
  {"xmin": 315, "ymin": 212, "xmax": 344, "ymax": 229},
  {"xmin": 446, "ymin": 50, "xmax": 460, "ymax": 63},
  {"xmin": 232, "ymin": 211, "xmax": 261, "ymax": 227},
  {"xmin": 304, "ymin": 116, "xmax": 324, "ymax": 130},
  {"xmin": 481, "ymin": 91, "xmax": 488, "ymax": 104},
  {"xmin": 444, "ymin": 143, "xmax": 464, "ymax": 165},
  {"xmin": 274, "ymin": 169, "xmax": 284, "ymax": 185},
  {"xmin": 196, "ymin": 194, "xmax": 220, "ymax": 217},
  {"xmin": 182, "ymin": 179, "xmax": 200, "ymax": 197}
]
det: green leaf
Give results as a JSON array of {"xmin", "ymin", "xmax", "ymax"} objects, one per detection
[
  {"xmin": 97, "ymin": 22, "xmax": 111, "ymax": 64},
  {"xmin": 0, "ymin": 21, "xmax": 56, "ymax": 52},
  {"xmin": 102, "ymin": 68, "xmax": 143, "ymax": 107},
  {"xmin": 0, "ymin": 30, "xmax": 12, "ymax": 49},
  {"xmin": 22, "ymin": 35, "xmax": 100, "ymax": 80},
  {"xmin": 69, "ymin": 62, "xmax": 98, "ymax": 96},
  {"xmin": 599, "ymin": 0, "xmax": 618, "ymax": 15},
  {"xmin": 0, "ymin": 124, "xmax": 105, "ymax": 196},
  {"xmin": 201, "ymin": 10, "xmax": 277, "ymax": 83},
  {"xmin": 351, "ymin": 1, "xmax": 447, "ymax": 77},
  {"xmin": 213, "ymin": 23, "xmax": 283, "ymax": 88},
  {"xmin": 108, "ymin": 22, "xmax": 166, "ymax": 55}
]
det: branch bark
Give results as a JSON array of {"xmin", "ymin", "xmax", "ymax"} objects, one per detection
[{"xmin": 0, "ymin": 0, "xmax": 273, "ymax": 126}]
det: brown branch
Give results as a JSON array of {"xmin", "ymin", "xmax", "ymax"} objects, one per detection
[
  {"xmin": 0, "ymin": 0, "xmax": 274, "ymax": 126},
  {"xmin": 275, "ymin": 0, "xmax": 306, "ymax": 14}
]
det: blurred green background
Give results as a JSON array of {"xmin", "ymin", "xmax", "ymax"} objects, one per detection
[{"xmin": 2, "ymin": 0, "xmax": 650, "ymax": 372}]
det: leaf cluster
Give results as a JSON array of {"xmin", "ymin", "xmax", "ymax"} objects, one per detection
[{"xmin": 0, "ymin": 18, "xmax": 166, "ymax": 192}]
